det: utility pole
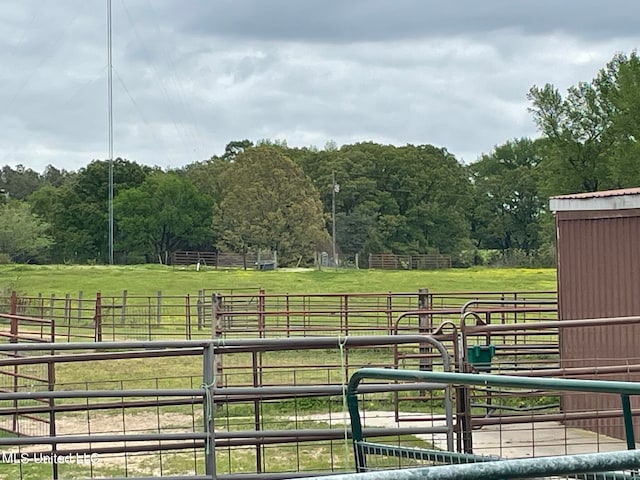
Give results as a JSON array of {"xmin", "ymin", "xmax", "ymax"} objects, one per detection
[
  {"xmin": 331, "ymin": 171, "xmax": 339, "ymax": 268},
  {"xmin": 107, "ymin": 0, "xmax": 114, "ymax": 265}
]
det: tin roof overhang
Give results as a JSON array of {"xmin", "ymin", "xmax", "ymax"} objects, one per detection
[{"xmin": 549, "ymin": 187, "xmax": 640, "ymax": 212}]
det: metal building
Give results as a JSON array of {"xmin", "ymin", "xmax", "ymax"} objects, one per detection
[{"xmin": 550, "ymin": 187, "xmax": 640, "ymax": 440}]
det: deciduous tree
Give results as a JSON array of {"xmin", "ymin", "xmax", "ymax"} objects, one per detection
[
  {"xmin": 215, "ymin": 146, "xmax": 328, "ymax": 265},
  {"xmin": 0, "ymin": 201, "xmax": 52, "ymax": 263},
  {"xmin": 115, "ymin": 172, "xmax": 213, "ymax": 263}
]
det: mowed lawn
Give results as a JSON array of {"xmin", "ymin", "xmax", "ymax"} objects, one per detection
[{"xmin": 0, "ymin": 264, "xmax": 557, "ymax": 297}]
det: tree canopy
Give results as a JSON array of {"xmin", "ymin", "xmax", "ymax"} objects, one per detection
[
  {"xmin": 115, "ymin": 173, "xmax": 213, "ymax": 263},
  {"xmin": 5, "ymin": 50, "xmax": 640, "ymax": 267},
  {"xmin": 0, "ymin": 201, "xmax": 52, "ymax": 263},
  {"xmin": 215, "ymin": 145, "xmax": 329, "ymax": 265}
]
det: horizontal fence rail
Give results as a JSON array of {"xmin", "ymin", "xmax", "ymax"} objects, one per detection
[
  {"xmin": 0, "ymin": 336, "xmax": 455, "ymax": 480},
  {"xmin": 0, "ymin": 289, "xmax": 557, "ymax": 342},
  {"xmin": 2, "ymin": 302, "xmax": 640, "ymax": 479}
]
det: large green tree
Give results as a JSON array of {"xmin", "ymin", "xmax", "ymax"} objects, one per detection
[
  {"xmin": 215, "ymin": 146, "xmax": 329, "ymax": 265},
  {"xmin": 29, "ymin": 159, "xmax": 151, "ymax": 263},
  {"xmin": 114, "ymin": 172, "xmax": 213, "ymax": 263},
  {"xmin": 294, "ymin": 142, "xmax": 472, "ymax": 261},
  {"xmin": 469, "ymin": 138, "xmax": 546, "ymax": 254},
  {"xmin": 0, "ymin": 201, "xmax": 52, "ymax": 263},
  {"xmin": 0, "ymin": 165, "xmax": 43, "ymax": 200},
  {"xmin": 528, "ymin": 51, "xmax": 640, "ymax": 196},
  {"xmin": 606, "ymin": 52, "xmax": 640, "ymax": 187}
]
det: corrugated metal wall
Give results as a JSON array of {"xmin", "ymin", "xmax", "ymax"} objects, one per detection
[{"xmin": 557, "ymin": 209, "xmax": 640, "ymax": 440}]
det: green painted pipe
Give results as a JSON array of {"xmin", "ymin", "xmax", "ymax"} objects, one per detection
[
  {"xmin": 347, "ymin": 368, "xmax": 640, "ymax": 396},
  {"xmin": 300, "ymin": 449, "xmax": 640, "ymax": 480}
]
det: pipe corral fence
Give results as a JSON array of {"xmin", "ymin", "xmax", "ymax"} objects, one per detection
[
  {"xmin": 1, "ymin": 290, "xmax": 640, "ymax": 479},
  {"xmin": 0, "ymin": 289, "xmax": 556, "ymax": 341}
]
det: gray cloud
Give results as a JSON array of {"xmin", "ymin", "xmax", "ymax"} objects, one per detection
[
  {"xmin": 175, "ymin": 0, "xmax": 640, "ymax": 42},
  {"xmin": 1, "ymin": 1, "xmax": 639, "ymax": 173}
]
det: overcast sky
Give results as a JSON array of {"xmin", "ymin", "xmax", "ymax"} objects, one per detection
[{"xmin": 1, "ymin": 1, "xmax": 640, "ymax": 173}]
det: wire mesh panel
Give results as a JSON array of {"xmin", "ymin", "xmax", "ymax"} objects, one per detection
[
  {"xmin": 356, "ymin": 442, "xmax": 499, "ymax": 472},
  {"xmin": 0, "ymin": 312, "xmax": 53, "ymax": 438}
]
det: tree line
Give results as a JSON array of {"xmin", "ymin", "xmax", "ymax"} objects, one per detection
[{"xmin": 2, "ymin": 52, "xmax": 640, "ymax": 267}]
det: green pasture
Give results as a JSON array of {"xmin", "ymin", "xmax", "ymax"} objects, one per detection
[
  {"xmin": 0, "ymin": 265, "xmax": 560, "ymax": 478},
  {"xmin": 0, "ymin": 264, "xmax": 557, "ymax": 297}
]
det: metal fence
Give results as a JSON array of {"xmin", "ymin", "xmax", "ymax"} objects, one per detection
[
  {"xmin": 4, "ymin": 293, "xmax": 640, "ymax": 479},
  {"xmin": 0, "ymin": 289, "xmax": 557, "ymax": 342},
  {"xmin": 0, "ymin": 336, "xmax": 453, "ymax": 480},
  {"xmin": 347, "ymin": 368, "xmax": 640, "ymax": 473}
]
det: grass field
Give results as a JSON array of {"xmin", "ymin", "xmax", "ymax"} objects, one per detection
[
  {"xmin": 0, "ymin": 265, "xmax": 559, "ymax": 478},
  {"xmin": 0, "ymin": 264, "xmax": 557, "ymax": 296}
]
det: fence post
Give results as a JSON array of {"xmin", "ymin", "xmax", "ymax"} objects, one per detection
[
  {"xmin": 64, "ymin": 294, "xmax": 71, "ymax": 340},
  {"xmin": 9, "ymin": 291, "xmax": 17, "ymax": 343},
  {"xmin": 185, "ymin": 294, "xmax": 191, "ymax": 340},
  {"xmin": 95, "ymin": 292, "xmax": 102, "ymax": 342},
  {"xmin": 258, "ymin": 289, "xmax": 266, "ymax": 338},
  {"xmin": 156, "ymin": 290, "xmax": 162, "ymax": 325},
  {"xmin": 197, "ymin": 290, "xmax": 203, "ymax": 331},
  {"xmin": 77, "ymin": 291, "xmax": 83, "ymax": 323},
  {"xmin": 121, "ymin": 290, "xmax": 127, "ymax": 324},
  {"xmin": 48, "ymin": 294, "xmax": 55, "ymax": 325},
  {"xmin": 418, "ymin": 288, "xmax": 432, "ymax": 372},
  {"xmin": 212, "ymin": 294, "xmax": 223, "ymax": 388},
  {"xmin": 9, "ymin": 290, "xmax": 18, "ymax": 432},
  {"xmin": 202, "ymin": 343, "xmax": 216, "ymax": 476},
  {"xmin": 343, "ymin": 294, "xmax": 349, "ymax": 337},
  {"xmin": 387, "ymin": 292, "xmax": 393, "ymax": 335}
]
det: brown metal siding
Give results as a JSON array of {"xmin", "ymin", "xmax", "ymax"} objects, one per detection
[{"xmin": 557, "ymin": 210, "xmax": 640, "ymax": 440}]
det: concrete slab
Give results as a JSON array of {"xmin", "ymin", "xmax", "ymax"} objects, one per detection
[{"xmin": 295, "ymin": 411, "xmax": 629, "ymax": 459}]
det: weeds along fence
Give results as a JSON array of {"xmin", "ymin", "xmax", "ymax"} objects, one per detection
[{"xmin": 0, "ymin": 289, "xmax": 556, "ymax": 342}]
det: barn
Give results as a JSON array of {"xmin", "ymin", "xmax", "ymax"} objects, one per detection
[{"xmin": 550, "ymin": 187, "xmax": 640, "ymax": 440}]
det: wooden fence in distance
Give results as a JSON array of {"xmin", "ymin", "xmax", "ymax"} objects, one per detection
[
  {"xmin": 172, "ymin": 251, "xmax": 260, "ymax": 269},
  {"xmin": 368, "ymin": 253, "xmax": 451, "ymax": 270}
]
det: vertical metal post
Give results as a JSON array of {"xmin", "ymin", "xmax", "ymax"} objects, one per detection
[
  {"xmin": 343, "ymin": 294, "xmax": 349, "ymax": 336},
  {"xmin": 285, "ymin": 293, "xmax": 291, "ymax": 337},
  {"xmin": 346, "ymin": 382, "xmax": 366, "ymax": 472},
  {"xmin": 331, "ymin": 170, "xmax": 338, "ymax": 268},
  {"xmin": 9, "ymin": 291, "xmax": 18, "ymax": 432},
  {"xmin": 621, "ymin": 394, "xmax": 636, "ymax": 450},
  {"xmin": 258, "ymin": 289, "xmax": 265, "ymax": 338},
  {"xmin": 107, "ymin": 0, "xmax": 114, "ymax": 265},
  {"xmin": 197, "ymin": 290, "xmax": 203, "ymax": 331},
  {"xmin": 186, "ymin": 294, "xmax": 191, "ymax": 340},
  {"xmin": 252, "ymin": 351, "xmax": 263, "ymax": 474},
  {"xmin": 95, "ymin": 292, "xmax": 102, "ymax": 342},
  {"xmin": 156, "ymin": 290, "xmax": 162, "ymax": 325},
  {"xmin": 9, "ymin": 291, "xmax": 17, "ymax": 342},
  {"xmin": 121, "ymin": 290, "xmax": 127, "ymax": 324},
  {"xmin": 49, "ymin": 294, "xmax": 56, "ymax": 335},
  {"xmin": 212, "ymin": 294, "xmax": 223, "ymax": 388},
  {"xmin": 202, "ymin": 344, "xmax": 215, "ymax": 477},
  {"xmin": 38, "ymin": 292, "xmax": 44, "ymax": 319},
  {"xmin": 64, "ymin": 294, "xmax": 71, "ymax": 340},
  {"xmin": 418, "ymin": 288, "xmax": 432, "ymax": 371},
  {"xmin": 386, "ymin": 293, "xmax": 393, "ymax": 335},
  {"xmin": 49, "ymin": 356, "xmax": 58, "ymax": 480},
  {"xmin": 77, "ymin": 290, "xmax": 83, "ymax": 324}
]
